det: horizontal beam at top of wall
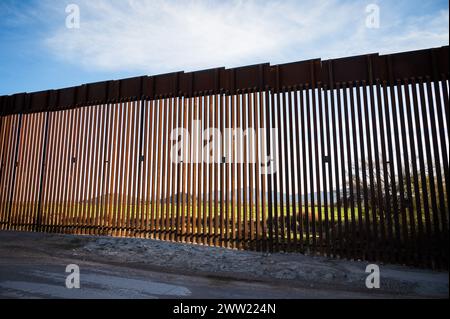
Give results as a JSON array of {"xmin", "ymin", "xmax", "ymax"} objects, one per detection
[{"xmin": 0, "ymin": 45, "xmax": 448, "ymax": 116}]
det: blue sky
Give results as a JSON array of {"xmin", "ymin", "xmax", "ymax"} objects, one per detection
[{"xmin": 0, "ymin": 0, "xmax": 448, "ymax": 96}]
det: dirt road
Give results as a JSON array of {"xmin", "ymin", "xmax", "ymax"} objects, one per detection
[{"xmin": 0, "ymin": 231, "xmax": 447, "ymax": 299}]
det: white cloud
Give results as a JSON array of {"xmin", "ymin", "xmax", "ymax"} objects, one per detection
[{"xmin": 43, "ymin": 0, "xmax": 449, "ymax": 74}]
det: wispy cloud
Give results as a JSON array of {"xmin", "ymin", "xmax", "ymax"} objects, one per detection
[{"xmin": 34, "ymin": 0, "xmax": 450, "ymax": 74}]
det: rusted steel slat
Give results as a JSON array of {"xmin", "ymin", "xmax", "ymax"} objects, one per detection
[
  {"xmin": 293, "ymin": 89, "xmax": 304, "ymax": 252},
  {"xmin": 381, "ymin": 81, "xmax": 399, "ymax": 264},
  {"xmin": 242, "ymin": 92, "xmax": 249, "ymax": 248},
  {"xmin": 336, "ymin": 84, "xmax": 348, "ymax": 258},
  {"xmin": 71, "ymin": 108, "xmax": 84, "ymax": 234},
  {"xmin": 253, "ymin": 91, "xmax": 261, "ymax": 251},
  {"xmin": 186, "ymin": 97, "xmax": 193, "ymax": 243},
  {"xmin": 236, "ymin": 94, "xmax": 242, "ymax": 249},
  {"xmin": 248, "ymin": 92, "xmax": 254, "ymax": 249},
  {"xmin": 43, "ymin": 112, "xmax": 61, "ymax": 232},
  {"xmin": 130, "ymin": 101, "xmax": 141, "ymax": 236},
  {"xmin": 117, "ymin": 103, "xmax": 128, "ymax": 236},
  {"xmin": 166, "ymin": 97, "xmax": 174, "ymax": 241},
  {"xmin": 305, "ymin": 84, "xmax": 316, "ymax": 254},
  {"xmin": 127, "ymin": 101, "xmax": 136, "ymax": 236},
  {"xmin": 286, "ymin": 89, "xmax": 296, "ymax": 252},
  {"xmin": 265, "ymin": 90, "xmax": 274, "ymax": 252},
  {"xmin": 223, "ymin": 94, "xmax": 230, "ymax": 247},
  {"xmin": 88, "ymin": 106, "xmax": 100, "ymax": 234},
  {"xmin": 151, "ymin": 99, "xmax": 162, "ymax": 238},
  {"xmin": 324, "ymin": 84, "xmax": 336, "ymax": 256},
  {"xmin": 5, "ymin": 116, "xmax": 17, "ymax": 230},
  {"xmin": 313, "ymin": 83, "xmax": 323, "ymax": 255},
  {"xmin": 22, "ymin": 114, "xmax": 35, "ymax": 231},
  {"xmin": 274, "ymin": 91, "xmax": 282, "ymax": 251},
  {"xmin": 361, "ymin": 82, "xmax": 377, "ymax": 261},
  {"xmin": 31, "ymin": 114, "xmax": 45, "ymax": 232},
  {"xmin": 395, "ymin": 81, "xmax": 416, "ymax": 265},
  {"xmin": 1, "ymin": 116, "xmax": 15, "ymax": 229},
  {"xmin": 266, "ymin": 89, "xmax": 278, "ymax": 252},
  {"xmin": 192, "ymin": 96, "xmax": 200, "ymax": 244},
  {"xmin": 121, "ymin": 102, "xmax": 134, "ymax": 236},
  {"xmin": 418, "ymin": 79, "xmax": 441, "ymax": 268},
  {"xmin": 136, "ymin": 100, "xmax": 146, "ymax": 236},
  {"xmin": 172, "ymin": 96, "xmax": 179, "ymax": 240},
  {"xmin": 388, "ymin": 79, "xmax": 409, "ymax": 265},
  {"xmin": 6, "ymin": 114, "xmax": 22, "ymax": 230},
  {"xmin": 11, "ymin": 114, "xmax": 24, "ymax": 230},
  {"xmin": 354, "ymin": 82, "xmax": 370, "ymax": 261},
  {"xmin": 81, "ymin": 107, "xmax": 94, "ymax": 234},
  {"xmin": 14, "ymin": 114, "xmax": 28, "ymax": 230},
  {"xmin": 201, "ymin": 95, "xmax": 208, "ymax": 245},
  {"xmin": 61, "ymin": 110, "xmax": 74, "ymax": 233},
  {"xmin": 7, "ymin": 116, "xmax": 20, "ymax": 229},
  {"xmin": 68, "ymin": 108, "xmax": 80, "ymax": 233},
  {"xmin": 119, "ymin": 102, "xmax": 133, "ymax": 237},
  {"xmin": 368, "ymin": 82, "xmax": 385, "ymax": 261},
  {"xmin": 375, "ymin": 81, "xmax": 393, "ymax": 263},
  {"xmin": 208, "ymin": 94, "xmax": 214, "ymax": 247},
  {"xmin": 60, "ymin": 110, "xmax": 72, "ymax": 233},
  {"xmin": 411, "ymin": 79, "xmax": 432, "ymax": 267},
  {"xmin": 47, "ymin": 111, "xmax": 62, "ymax": 233},
  {"xmin": 317, "ymin": 85, "xmax": 327, "ymax": 256},
  {"xmin": 437, "ymin": 75, "xmax": 450, "ymax": 209},
  {"xmin": 53, "ymin": 111, "xmax": 65, "ymax": 233},
  {"xmin": 0, "ymin": 116, "xmax": 9, "ymax": 227},
  {"xmin": 119, "ymin": 102, "xmax": 129, "ymax": 236},
  {"xmin": 214, "ymin": 93, "xmax": 220, "ymax": 247},
  {"xmin": 230, "ymin": 94, "xmax": 237, "ymax": 249},
  {"xmin": 86, "ymin": 106, "xmax": 98, "ymax": 235},
  {"xmin": 259, "ymin": 91, "xmax": 267, "ymax": 252},
  {"xmin": 179, "ymin": 98, "xmax": 189, "ymax": 242},
  {"xmin": 425, "ymin": 78, "xmax": 447, "ymax": 267},
  {"xmin": 343, "ymin": 84, "xmax": 356, "ymax": 259},
  {"xmin": 220, "ymin": 94, "xmax": 226, "ymax": 247},
  {"xmin": 24, "ymin": 114, "xmax": 38, "ymax": 231},
  {"xmin": 36, "ymin": 112, "xmax": 50, "ymax": 232},
  {"xmin": 174, "ymin": 97, "xmax": 182, "ymax": 241},
  {"xmin": 93, "ymin": 105, "xmax": 105, "ymax": 234},
  {"xmin": 78, "ymin": 108, "xmax": 89, "ymax": 234},
  {"xmin": 143, "ymin": 100, "xmax": 153, "ymax": 237},
  {"xmin": 12, "ymin": 114, "xmax": 27, "ymax": 231},
  {"xmin": 20, "ymin": 115, "xmax": 35, "ymax": 231},
  {"xmin": 349, "ymin": 83, "xmax": 363, "ymax": 260},
  {"xmin": 66, "ymin": 109, "xmax": 77, "ymax": 233},
  {"xmin": 431, "ymin": 77, "xmax": 449, "ymax": 266},
  {"xmin": 101, "ymin": 104, "xmax": 113, "ymax": 235},
  {"xmin": 329, "ymin": 84, "xmax": 341, "ymax": 257},
  {"xmin": 270, "ymin": 91, "xmax": 279, "ymax": 252},
  {"xmin": 281, "ymin": 89, "xmax": 291, "ymax": 251},
  {"xmin": 403, "ymin": 79, "xmax": 426, "ymax": 266},
  {"xmin": 110, "ymin": 103, "xmax": 121, "ymax": 235},
  {"xmin": 276, "ymin": 90, "xmax": 285, "ymax": 251}
]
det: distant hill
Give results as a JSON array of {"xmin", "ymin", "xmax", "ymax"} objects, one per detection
[{"xmin": 81, "ymin": 189, "xmax": 341, "ymax": 205}]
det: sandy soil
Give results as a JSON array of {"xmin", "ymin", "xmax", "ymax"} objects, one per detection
[{"xmin": 0, "ymin": 231, "xmax": 447, "ymax": 299}]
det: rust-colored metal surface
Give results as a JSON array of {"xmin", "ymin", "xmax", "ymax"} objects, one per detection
[{"xmin": 0, "ymin": 47, "xmax": 448, "ymax": 269}]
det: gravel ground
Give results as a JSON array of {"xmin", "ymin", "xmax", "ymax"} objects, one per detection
[{"xmin": 0, "ymin": 231, "xmax": 448, "ymax": 298}]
